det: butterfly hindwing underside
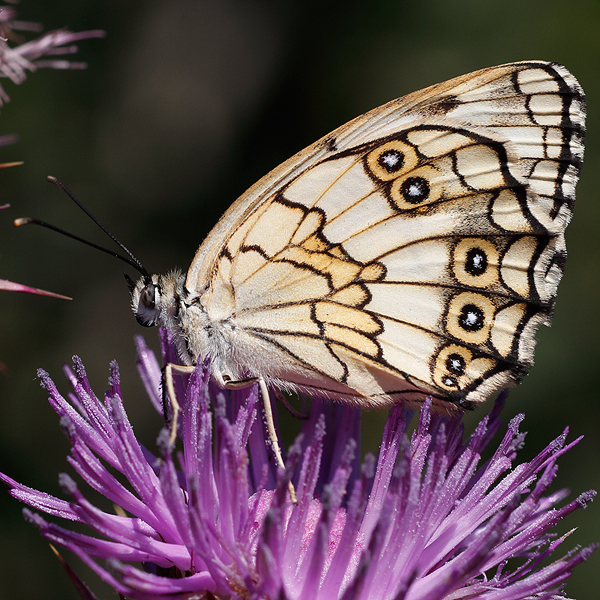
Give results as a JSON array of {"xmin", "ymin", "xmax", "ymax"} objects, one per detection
[{"xmin": 141, "ymin": 61, "xmax": 585, "ymax": 412}]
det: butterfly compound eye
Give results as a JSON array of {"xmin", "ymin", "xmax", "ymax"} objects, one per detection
[
  {"xmin": 134, "ymin": 281, "xmax": 160, "ymax": 327},
  {"xmin": 141, "ymin": 283, "xmax": 157, "ymax": 310}
]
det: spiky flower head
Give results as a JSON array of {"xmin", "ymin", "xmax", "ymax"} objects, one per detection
[
  {"xmin": 1, "ymin": 332, "xmax": 596, "ymax": 599},
  {"xmin": 0, "ymin": 3, "xmax": 105, "ymax": 104},
  {"xmin": 0, "ymin": 4, "xmax": 103, "ymax": 305}
]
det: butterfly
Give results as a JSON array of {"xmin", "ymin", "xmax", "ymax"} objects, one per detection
[{"xmin": 128, "ymin": 61, "xmax": 585, "ymax": 474}]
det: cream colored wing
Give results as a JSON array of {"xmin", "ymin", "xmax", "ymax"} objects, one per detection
[{"xmin": 189, "ymin": 61, "xmax": 585, "ymax": 411}]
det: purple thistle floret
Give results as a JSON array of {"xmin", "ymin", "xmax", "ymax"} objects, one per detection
[
  {"xmin": 0, "ymin": 3, "xmax": 105, "ymax": 105},
  {"xmin": 1, "ymin": 331, "xmax": 596, "ymax": 600},
  {"xmin": 0, "ymin": 6, "xmax": 103, "ymax": 300}
]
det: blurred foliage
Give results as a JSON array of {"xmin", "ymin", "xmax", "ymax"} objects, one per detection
[{"xmin": 0, "ymin": 1, "xmax": 598, "ymax": 598}]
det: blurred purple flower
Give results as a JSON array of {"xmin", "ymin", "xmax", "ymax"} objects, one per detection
[
  {"xmin": 0, "ymin": 331, "xmax": 596, "ymax": 599},
  {"xmin": 0, "ymin": 3, "xmax": 105, "ymax": 104},
  {"xmin": 0, "ymin": 3, "xmax": 102, "ymax": 305},
  {"xmin": 0, "ymin": 276, "xmax": 69, "ymax": 297}
]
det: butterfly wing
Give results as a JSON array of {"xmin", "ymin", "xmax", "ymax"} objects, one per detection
[{"xmin": 187, "ymin": 61, "xmax": 585, "ymax": 410}]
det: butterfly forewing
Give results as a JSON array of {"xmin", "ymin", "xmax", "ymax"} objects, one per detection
[{"xmin": 185, "ymin": 61, "xmax": 585, "ymax": 411}]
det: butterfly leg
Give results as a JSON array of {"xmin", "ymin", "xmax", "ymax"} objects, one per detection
[
  {"xmin": 221, "ymin": 374, "xmax": 297, "ymax": 504},
  {"xmin": 164, "ymin": 363, "xmax": 195, "ymax": 446}
]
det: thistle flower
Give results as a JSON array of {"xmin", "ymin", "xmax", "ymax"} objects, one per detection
[
  {"xmin": 0, "ymin": 275, "xmax": 68, "ymax": 296},
  {"xmin": 0, "ymin": 3, "xmax": 105, "ymax": 105},
  {"xmin": 0, "ymin": 4, "xmax": 103, "ymax": 312},
  {"xmin": 1, "ymin": 331, "xmax": 596, "ymax": 599}
]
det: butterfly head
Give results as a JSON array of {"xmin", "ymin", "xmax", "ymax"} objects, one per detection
[{"xmin": 127, "ymin": 271, "xmax": 185, "ymax": 328}]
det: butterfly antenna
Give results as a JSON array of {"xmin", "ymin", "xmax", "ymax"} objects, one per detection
[{"xmin": 14, "ymin": 176, "xmax": 150, "ymax": 279}]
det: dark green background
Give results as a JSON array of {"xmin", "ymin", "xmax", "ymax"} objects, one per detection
[{"xmin": 0, "ymin": 1, "xmax": 598, "ymax": 598}]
